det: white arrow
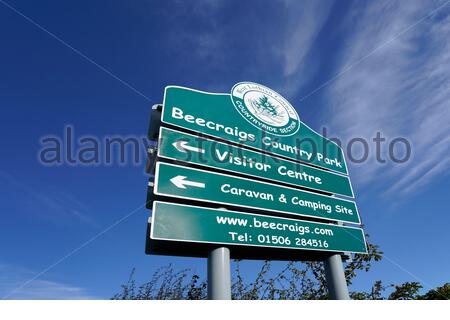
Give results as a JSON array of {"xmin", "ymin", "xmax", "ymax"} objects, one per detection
[
  {"xmin": 172, "ymin": 140, "xmax": 205, "ymax": 154},
  {"xmin": 170, "ymin": 175, "xmax": 206, "ymax": 189}
]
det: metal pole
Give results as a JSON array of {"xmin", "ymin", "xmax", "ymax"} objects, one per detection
[
  {"xmin": 207, "ymin": 246, "xmax": 231, "ymax": 300},
  {"xmin": 207, "ymin": 207, "xmax": 231, "ymax": 300},
  {"xmin": 324, "ymin": 254, "xmax": 350, "ymax": 300}
]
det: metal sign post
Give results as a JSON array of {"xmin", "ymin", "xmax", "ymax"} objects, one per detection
[
  {"xmin": 324, "ymin": 220, "xmax": 350, "ymax": 300},
  {"xmin": 208, "ymin": 207, "xmax": 231, "ymax": 300},
  {"xmin": 145, "ymin": 82, "xmax": 368, "ymax": 300},
  {"xmin": 207, "ymin": 247, "xmax": 231, "ymax": 300},
  {"xmin": 324, "ymin": 253, "xmax": 350, "ymax": 300}
]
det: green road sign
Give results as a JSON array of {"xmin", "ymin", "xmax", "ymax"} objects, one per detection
[
  {"xmin": 160, "ymin": 83, "xmax": 348, "ymax": 174},
  {"xmin": 157, "ymin": 127, "xmax": 354, "ymax": 197},
  {"xmin": 153, "ymin": 162, "xmax": 360, "ymax": 224},
  {"xmin": 150, "ymin": 202, "xmax": 367, "ymax": 254}
]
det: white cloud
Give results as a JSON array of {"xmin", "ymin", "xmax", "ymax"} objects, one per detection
[
  {"xmin": 0, "ymin": 264, "xmax": 96, "ymax": 299},
  {"xmin": 324, "ymin": 0, "xmax": 450, "ymax": 198},
  {"xmin": 278, "ymin": 0, "xmax": 333, "ymax": 77},
  {"xmin": 0, "ymin": 171, "xmax": 97, "ymax": 227},
  {"xmin": 270, "ymin": 0, "xmax": 334, "ymax": 98},
  {"xmin": 160, "ymin": 0, "xmax": 333, "ymax": 96}
]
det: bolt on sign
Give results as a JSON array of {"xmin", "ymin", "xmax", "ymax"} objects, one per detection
[{"xmin": 146, "ymin": 82, "xmax": 367, "ymax": 258}]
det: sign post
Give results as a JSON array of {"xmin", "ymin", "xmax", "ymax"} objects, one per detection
[
  {"xmin": 208, "ymin": 246, "xmax": 231, "ymax": 300},
  {"xmin": 324, "ymin": 254, "xmax": 350, "ymax": 300},
  {"xmin": 208, "ymin": 208, "xmax": 231, "ymax": 300},
  {"xmin": 146, "ymin": 82, "xmax": 368, "ymax": 300}
]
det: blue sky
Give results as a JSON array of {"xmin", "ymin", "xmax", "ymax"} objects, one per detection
[{"xmin": 1, "ymin": 0, "xmax": 449, "ymax": 299}]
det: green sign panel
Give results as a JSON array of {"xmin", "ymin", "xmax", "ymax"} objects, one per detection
[
  {"xmin": 151, "ymin": 202, "xmax": 367, "ymax": 254},
  {"xmin": 153, "ymin": 162, "xmax": 360, "ymax": 224},
  {"xmin": 158, "ymin": 127, "xmax": 354, "ymax": 197},
  {"xmin": 160, "ymin": 83, "xmax": 348, "ymax": 174}
]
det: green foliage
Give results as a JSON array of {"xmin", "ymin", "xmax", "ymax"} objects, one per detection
[
  {"xmin": 350, "ymin": 280, "xmax": 385, "ymax": 300},
  {"xmin": 388, "ymin": 282, "xmax": 423, "ymax": 300},
  {"xmin": 345, "ymin": 241, "xmax": 383, "ymax": 286},
  {"xmin": 418, "ymin": 283, "xmax": 450, "ymax": 300},
  {"xmin": 112, "ymin": 237, "xmax": 448, "ymax": 300},
  {"xmin": 111, "ymin": 265, "xmax": 206, "ymax": 300}
]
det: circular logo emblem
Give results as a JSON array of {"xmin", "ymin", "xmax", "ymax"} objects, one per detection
[{"xmin": 231, "ymin": 82, "xmax": 300, "ymax": 136}]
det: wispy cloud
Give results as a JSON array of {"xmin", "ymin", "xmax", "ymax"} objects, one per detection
[
  {"xmin": 273, "ymin": 0, "xmax": 334, "ymax": 97},
  {"xmin": 324, "ymin": 0, "xmax": 450, "ymax": 198},
  {"xmin": 162, "ymin": 0, "xmax": 228, "ymax": 68},
  {"xmin": 277, "ymin": 0, "xmax": 333, "ymax": 77},
  {"xmin": 160, "ymin": 0, "xmax": 333, "ymax": 96},
  {"xmin": 0, "ymin": 171, "xmax": 97, "ymax": 227},
  {"xmin": 0, "ymin": 264, "xmax": 96, "ymax": 299}
]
